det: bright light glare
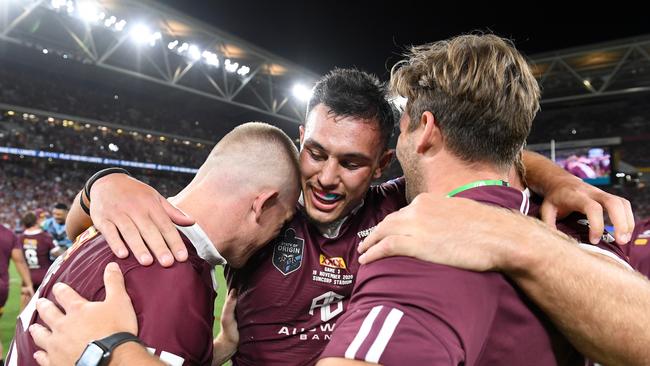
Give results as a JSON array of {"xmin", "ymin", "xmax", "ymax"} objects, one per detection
[
  {"xmin": 237, "ymin": 66, "xmax": 250, "ymax": 76},
  {"xmin": 188, "ymin": 45, "xmax": 201, "ymax": 60},
  {"xmin": 225, "ymin": 59, "xmax": 239, "ymax": 73},
  {"xmin": 292, "ymin": 84, "xmax": 313, "ymax": 101},
  {"xmin": 202, "ymin": 51, "xmax": 219, "ymax": 66},
  {"xmin": 77, "ymin": 2, "xmax": 101, "ymax": 23}
]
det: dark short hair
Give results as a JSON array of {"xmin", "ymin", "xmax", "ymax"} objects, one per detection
[
  {"xmin": 22, "ymin": 212, "xmax": 37, "ymax": 228},
  {"xmin": 307, "ymin": 68, "xmax": 397, "ymax": 150},
  {"xmin": 54, "ymin": 203, "xmax": 68, "ymax": 210}
]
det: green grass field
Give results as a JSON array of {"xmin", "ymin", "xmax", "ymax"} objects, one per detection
[{"xmin": 1, "ymin": 262, "xmax": 229, "ymax": 361}]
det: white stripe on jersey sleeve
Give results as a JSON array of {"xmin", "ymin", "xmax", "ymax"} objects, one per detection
[
  {"xmin": 345, "ymin": 305, "xmax": 384, "ymax": 360},
  {"xmin": 364, "ymin": 308, "xmax": 404, "ymax": 363},
  {"xmin": 578, "ymin": 243, "xmax": 633, "ymax": 270}
]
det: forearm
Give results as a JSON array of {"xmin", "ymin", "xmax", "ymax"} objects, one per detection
[
  {"xmin": 67, "ymin": 190, "xmax": 94, "ymax": 240},
  {"xmin": 522, "ymin": 150, "xmax": 578, "ymax": 195},
  {"xmin": 11, "ymin": 250, "xmax": 33, "ymax": 288},
  {"xmin": 503, "ymin": 216, "xmax": 650, "ymax": 365},
  {"xmin": 109, "ymin": 342, "xmax": 165, "ymax": 366}
]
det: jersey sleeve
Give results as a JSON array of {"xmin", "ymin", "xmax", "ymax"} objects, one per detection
[
  {"xmin": 321, "ymin": 257, "xmax": 500, "ymax": 365},
  {"xmin": 98, "ymin": 262, "xmax": 215, "ymax": 366}
]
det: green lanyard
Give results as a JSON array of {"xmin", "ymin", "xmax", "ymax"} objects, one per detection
[{"xmin": 446, "ymin": 180, "xmax": 509, "ymax": 198}]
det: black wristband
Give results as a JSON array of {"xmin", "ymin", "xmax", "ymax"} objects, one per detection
[
  {"xmin": 79, "ymin": 191, "xmax": 91, "ymax": 216},
  {"xmin": 84, "ymin": 168, "xmax": 131, "ymax": 202}
]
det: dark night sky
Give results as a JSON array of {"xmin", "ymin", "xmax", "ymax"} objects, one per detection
[{"xmin": 157, "ymin": 1, "xmax": 649, "ymax": 79}]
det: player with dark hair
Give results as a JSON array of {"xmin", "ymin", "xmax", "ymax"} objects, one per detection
[
  {"xmin": 318, "ymin": 34, "xmax": 631, "ymax": 366},
  {"xmin": 17, "ymin": 212, "xmax": 63, "ymax": 309},
  {"xmin": 41, "ymin": 203, "xmax": 72, "ymax": 248},
  {"xmin": 0, "ymin": 225, "xmax": 33, "ymax": 366},
  {"xmin": 28, "ymin": 67, "xmax": 640, "ymax": 365},
  {"xmin": 7, "ymin": 122, "xmax": 300, "ymax": 366}
]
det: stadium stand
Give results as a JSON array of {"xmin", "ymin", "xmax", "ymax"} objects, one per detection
[{"xmin": 0, "ymin": 158, "xmax": 189, "ymax": 230}]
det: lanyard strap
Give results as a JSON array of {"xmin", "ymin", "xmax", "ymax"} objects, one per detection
[{"xmin": 446, "ymin": 180, "xmax": 509, "ymax": 198}]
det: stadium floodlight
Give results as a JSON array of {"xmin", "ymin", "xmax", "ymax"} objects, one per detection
[
  {"xmin": 188, "ymin": 44, "xmax": 201, "ymax": 61},
  {"xmin": 292, "ymin": 83, "xmax": 313, "ymax": 102},
  {"xmin": 42, "ymin": 48, "xmax": 49, "ymax": 54},
  {"xmin": 224, "ymin": 59, "xmax": 239, "ymax": 73},
  {"xmin": 237, "ymin": 65, "xmax": 250, "ymax": 76},
  {"xmin": 104, "ymin": 16, "xmax": 116, "ymax": 27},
  {"xmin": 177, "ymin": 42, "xmax": 189, "ymax": 53},
  {"xmin": 108, "ymin": 143, "xmax": 119, "ymax": 152},
  {"xmin": 202, "ymin": 51, "xmax": 219, "ymax": 67},
  {"xmin": 130, "ymin": 24, "xmax": 160, "ymax": 46},
  {"xmin": 77, "ymin": 2, "xmax": 101, "ymax": 23},
  {"xmin": 114, "ymin": 19, "xmax": 127, "ymax": 32},
  {"xmin": 168, "ymin": 40, "xmax": 179, "ymax": 50},
  {"xmin": 66, "ymin": 0, "xmax": 74, "ymax": 14},
  {"xmin": 51, "ymin": 0, "xmax": 66, "ymax": 10}
]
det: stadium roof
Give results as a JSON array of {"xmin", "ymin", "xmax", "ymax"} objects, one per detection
[
  {"xmin": 529, "ymin": 34, "xmax": 650, "ymax": 105},
  {"xmin": 0, "ymin": 0, "xmax": 321, "ymax": 126}
]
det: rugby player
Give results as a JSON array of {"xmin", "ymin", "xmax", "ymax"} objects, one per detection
[
  {"xmin": 31, "ymin": 70, "xmax": 639, "ymax": 365},
  {"xmin": 0, "ymin": 224, "xmax": 33, "ymax": 366},
  {"xmin": 317, "ymin": 34, "xmax": 631, "ymax": 366},
  {"xmin": 8, "ymin": 122, "xmax": 300, "ymax": 366},
  {"xmin": 41, "ymin": 203, "xmax": 72, "ymax": 248},
  {"xmin": 17, "ymin": 212, "xmax": 64, "ymax": 308}
]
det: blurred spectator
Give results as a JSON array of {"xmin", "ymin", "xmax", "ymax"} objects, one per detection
[
  {"xmin": 1, "ymin": 159, "xmax": 190, "ymax": 231},
  {"xmin": 0, "ymin": 112, "xmax": 211, "ymax": 167}
]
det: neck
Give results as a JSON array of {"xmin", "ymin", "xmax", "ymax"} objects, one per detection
[
  {"xmin": 169, "ymin": 185, "xmax": 231, "ymax": 255},
  {"xmin": 421, "ymin": 152, "xmax": 508, "ymax": 197}
]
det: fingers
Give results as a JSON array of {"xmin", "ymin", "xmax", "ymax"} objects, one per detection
[
  {"xmin": 135, "ymin": 214, "xmax": 174, "ymax": 267},
  {"xmin": 162, "ymin": 197, "xmax": 195, "ymax": 227},
  {"xmin": 112, "ymin": 215, "xmax": 153, "ymax": 265},
  {"xmin": 622, "ymin": 198, "xmax": 635, "ymax": 244},
  {"xmin": 601, "ymin": 195, "xmax": 631, "ymax": 244},
  {"xmin": 359, "ymin": 236, "xmax": 414, "ymax": 265},
  {"xmin": 222, "ymin": 288, "xmax": 237, "ymax": 317},
  {"xmin": 103, "ymin": 262, "xmax": 129, "ymax": 304},
  {"xmin": 359, "ymin": 212, "xmax": 407, "ymax": 254},
  {"xmin": 33, "ymin": 350, "xmax": 51, "ymax": 366},
  {"xmin": 151, "ymin": 201, "xmax": 189, "ymax": 264},
  {"xmin": 539, "ymin": 203, "xmax": 558, "ymax": 231},
  {"xmin": 35, "ymin": 298, "xmax": 64, "ymax": 329},
  {"xmin": 582, "ymin": 201, "xmax": 605, "ymax": 244},
  {"xmin": 52, "ymin": 283, "xmax": 86, "ymax": 312},
  {"xmin": 29, "ymin": 323, "xmax": 52, "ymax": 351},
  {"xmin": 99, "ymin": 221, "xmax": 129, "ymax": 259}
]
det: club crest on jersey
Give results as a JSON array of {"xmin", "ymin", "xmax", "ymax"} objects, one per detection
[
  {"xmin": 273, "ymin": 228, "xmax": 304, "ymax": 275},
  {"xmin": 319, "ymin": 254, "xmax": 347, "ymax": 269}
]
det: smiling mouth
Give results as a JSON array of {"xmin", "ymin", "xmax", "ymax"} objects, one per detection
[{"xmin": 310, "ymin": 188, "xmax": 343, "ymax": 210}]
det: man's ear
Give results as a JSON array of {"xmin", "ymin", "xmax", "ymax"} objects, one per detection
[
  {"xmin": 252, "ymin": 190, "xmax": 279, "ymax": 223},
  {"xmin": 373, "ymin": 149, "xmax": 395, "ymax": 179},
  {"xmin": 416, "ymin": 111, "xmax": 438, "ymax": 155},
  {"xmin": 299, "ymin": 125, "xmax": 305, "ymax": 148}
]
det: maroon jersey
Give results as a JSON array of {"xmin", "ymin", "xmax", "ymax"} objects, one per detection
[
  {"xmin": 321, "ymin": 185, "xmax": 629, "ymax": 365},
  {"xmin": 226, "ymin": 178, "xmax": 407, "ymax": 366},
  {"xmin": 527, "ymin": 193, "xmax": 629, "ymax": 268},
  {"xmin": 0, "ymin": 225, "xmax": 20, "ymax": 306},
  {"xmin": 17, "ymin": 229, "xmax": 55, "ymax": 287},
  {"xmin": 621, "ymin": 218, "xmax": 650, "ymax": 276},
  {"xmin": 8, "ymin": 223, "xmax": 224, "ymax": 366}
]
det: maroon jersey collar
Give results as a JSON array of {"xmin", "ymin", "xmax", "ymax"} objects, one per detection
[{"xmin": 452, "ymin": 184, "xmax": 530, "ymax": 214}]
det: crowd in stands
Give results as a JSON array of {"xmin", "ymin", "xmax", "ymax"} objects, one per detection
[
  {"xmin": 0, "ymin": 61, "xmax": 238, "ymax": 141},
  {"xmin": 0, "ymin": 111, "xmax": 211, "ymax": 167},
  {"xmin": 0, "ymin": 159, "xmax": 190, "ymax": 231}
]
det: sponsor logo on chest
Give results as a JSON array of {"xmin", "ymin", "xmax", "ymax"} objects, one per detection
[
  {"xmin": 272, "ymin": 228, "xmax": 305, "ymax": 275},
  {"xmin": 357, "ymin": 225, "xmax": 376, "ymax": 239}
]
